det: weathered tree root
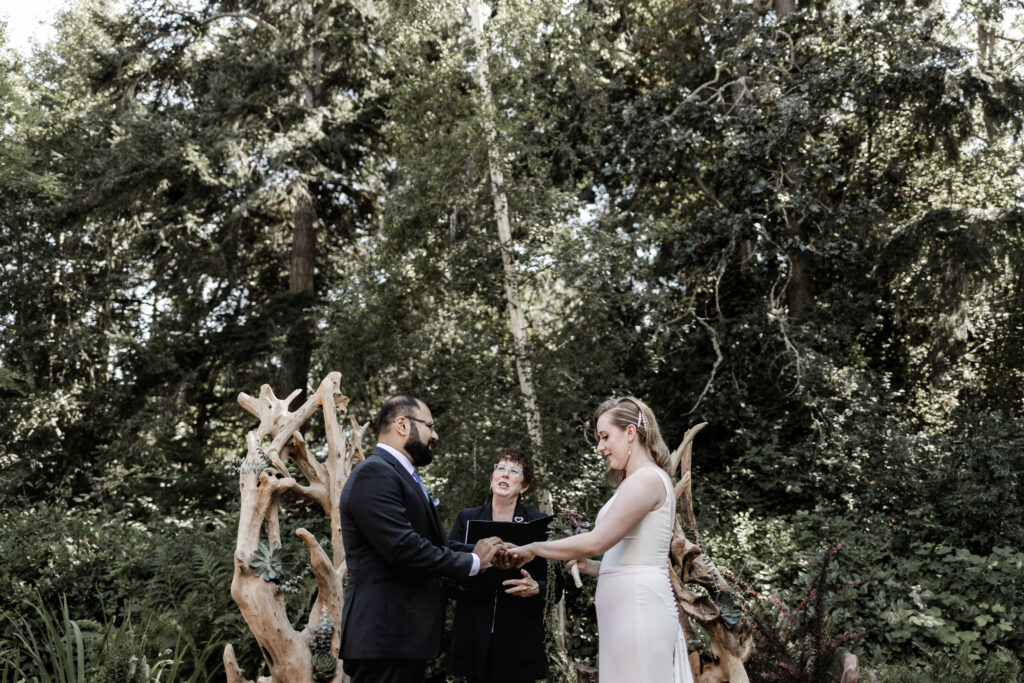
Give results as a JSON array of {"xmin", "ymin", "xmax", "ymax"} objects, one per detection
[{"xmin": 225, "ymin": 373, "xmax": 365, "ymax": 682}]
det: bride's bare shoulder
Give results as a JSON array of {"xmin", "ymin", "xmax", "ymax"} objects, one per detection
[{"xmin": 621, "ymin": 466, "xmax": 668, "ymax": 498}]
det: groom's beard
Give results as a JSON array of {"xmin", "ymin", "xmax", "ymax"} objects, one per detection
[{"xmin": 405, "ymin": 425, "xmax": 434, "ymax": 467}]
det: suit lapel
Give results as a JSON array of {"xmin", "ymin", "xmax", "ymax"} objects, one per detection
[{"xmin": 373, "ymin": 447, "xmax": 445, "ymax": 541}]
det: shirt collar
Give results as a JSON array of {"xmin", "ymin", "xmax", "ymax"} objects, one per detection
[{"xmin": 377, "ymin": 442, "xmax": 416, "ymax": 476}]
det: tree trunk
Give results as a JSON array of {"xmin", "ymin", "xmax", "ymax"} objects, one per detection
[
  {"xmin": 774, "ymin": 0, "xmax": 811, "ymax": 322},
  {"xmin": 281, "ymin": 14, "xmax": 327, "ymax": 410},
  {"xmin": 468, "ymin": 1, "xmax": 551, "ymax": 515},
  {"xmin": 978, "ymin": 19, "xmax": 998, "ymax": 139},
  {"xmin": 468, "ymin": 1, "xmax": 568, "ymax": 658},
  {"xmin": 282, "ymin": 184, "xmax": 317, "ymax": 410},
  {"xmin": 785, "ymin": 210, "xmax": 812, "ymax": 320}
]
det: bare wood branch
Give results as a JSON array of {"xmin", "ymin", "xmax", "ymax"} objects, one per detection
[
  {"xmin": 690, "ymin": 170, "xmax": 724, "ymax": 208},
  {"xmin": 755, "ymin": 221, "xmax": 804, "ymax": 389},
  {"xmin": 681, "ymin": 64, "xmax": 724, "ymax": 108},
  {"xmin": 284, "ymin": 432, "xmax": 330, "ymax": 508},
  {"xmin": 688, "ymin": 317, "xmax": 724, "ymax": 416},
  {"xmin": 201, "ymin": 12, "xmax": 281, "ymax": 38},
  {"xmin": 668, "ymin": 424, "xmax": 753, "ymax": 682},
  {"xmin": 669, "ymin": 423, "xmax": 707, "ymax": 531},
  {"xmin": 223, "ymin": 644, "xmax": 253, "ymax": 683},
  {"xmin": 348, "ymin": 416, "xmax": 368, "ymax": 470},
  {"xmin": 775, "ymin": 28, "xmax": 796, "ymax": 69},
  {"xmin": 723, "ymin": 77, "xmax": 751, "ymax": 116},
  {"xmin": 297, "ymin": 527, "xmax": 345, "ymax": 680}
]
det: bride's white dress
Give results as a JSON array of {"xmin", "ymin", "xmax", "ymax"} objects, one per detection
[{"xmin": 594, "ymin": 467, "xmax": 694, "ymax": 683}]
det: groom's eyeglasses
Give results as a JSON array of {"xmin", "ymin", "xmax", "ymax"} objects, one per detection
[{"xmin": 404, "ymin": 416, "xmax": 436, "ymax": 431}]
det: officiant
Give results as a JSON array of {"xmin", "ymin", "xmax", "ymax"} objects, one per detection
[{"xmin": 446, "ymin": 450, "xmax": 562, "ymax": 683}]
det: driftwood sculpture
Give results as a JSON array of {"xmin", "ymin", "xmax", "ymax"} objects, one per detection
[
  {"xmin": 667, "ymin": 425, "xmax": 864, "ymax": 683},
  {"xmin": 223, "ymin": 373, "xmax": 367, "ymax": 683},
  {"xmin": 667, "ymin": 423, "xmax": 752, "ymax": 683}
]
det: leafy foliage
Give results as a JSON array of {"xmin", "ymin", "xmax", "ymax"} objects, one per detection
[
  {"xmin": 0, "ymin": 593, "xmax": 224, "ymax": 683},
  {"xmin": 874, "ymin": 648, "xmax": 1022, "ymax": 683},
  {"xmin": 741, "ymin": 544, "xmax": 864, "ymax": 682},
  {"xmin": 3, "ymin": 0, "xmax": 1024, "ymax": 678}
]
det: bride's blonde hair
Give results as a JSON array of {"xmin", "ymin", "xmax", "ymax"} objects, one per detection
[{"xmin": 594, "ymin": 396, "xmax": 671, "ymax": 486}]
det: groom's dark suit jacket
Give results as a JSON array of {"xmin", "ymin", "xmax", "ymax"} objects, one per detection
[{"xmin": 339, "ymin": 447, "xmax": 475, "ymax": 661}]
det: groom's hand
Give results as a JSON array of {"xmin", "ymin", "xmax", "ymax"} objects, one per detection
[{"xmin": 472, "ymin": 536, "xmax": 505, "ymax": 566}]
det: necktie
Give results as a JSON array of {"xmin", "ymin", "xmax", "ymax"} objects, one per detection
[{"xmin": 410, "ymin": 469, "xmax": 431, "ymax": 502}]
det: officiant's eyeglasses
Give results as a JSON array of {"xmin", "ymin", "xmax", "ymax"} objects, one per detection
[
  {"xmin": 493, "ymin": 464, "xmax": 524, "ymax": 476},
  {"xmin": 404, "ymin": 416, "xmax": 436, "ymax": 431}
]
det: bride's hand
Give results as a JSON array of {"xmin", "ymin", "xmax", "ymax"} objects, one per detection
[
  {"xmin": 565, "ymin": 558, "xmax": 598, "ymax": 577},
  {"xmin": 506, "ymin": 544, "xmax": 536, "ymax": 567}
]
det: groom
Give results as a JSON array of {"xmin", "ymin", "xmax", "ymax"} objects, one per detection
[{"xmin": 339, "ymin": 394, "xmax": 506, "ymax": 683}]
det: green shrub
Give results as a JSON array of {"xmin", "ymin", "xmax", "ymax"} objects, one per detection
[
  {"xmin": 0, "ymin": 504, "xmax": 154, "ymax": 621},
  {"xmin": 873, "ymin": 647, "xmax": 1021, "ymax": 682},
  {"xmin": 851, "ymin": 544, "xmax": 1024, "ymax": 662},
  {"xmin": 699, "ymin": 507, "xmax": 1024, "ymax": 668},
  {"xmin": 0, "ymin": 504, "xmax": 257, "ymax": 679}
]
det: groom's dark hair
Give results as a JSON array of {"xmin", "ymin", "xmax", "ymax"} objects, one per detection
[{"xmin": 377, "ymin": 394, "xmax": 425, "ymax": 435}]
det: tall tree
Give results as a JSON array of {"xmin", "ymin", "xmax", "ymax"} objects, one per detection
[
  {"xmin": 0, "ymin": 0, "xmax": 385, "ymax": 513},
  {"xmin": 318, "ymin": 0, "xmax": 625, "ymax": 517},
  {"xmin": 583, "ymin": 0, "xmax": 1024, "ymax": 532},
  {"xmin": 468, "ymin": 0, "xmax": 551, "ymax": 513}
]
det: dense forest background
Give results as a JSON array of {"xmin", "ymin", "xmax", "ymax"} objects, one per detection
[{"xmin": 2, "ymin": 0, "xmax": 1023, "ymax": 680}]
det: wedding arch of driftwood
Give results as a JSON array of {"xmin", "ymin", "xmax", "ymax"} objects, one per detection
[
  {"xmin": 223, "ymin": 372, "xmax": 366, "ymax": 683},
  {"xmin": 666, "ymin": 423, "xmax": 752, "ymax": 683},
  {"xmin": 666, "ymin": 424, "xmax": 865, "ymax": 683}
]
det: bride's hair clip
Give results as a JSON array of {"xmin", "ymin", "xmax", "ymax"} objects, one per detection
[{"xmin": 636, "ymin": 407, "xmax": 645, "ymax": 430}]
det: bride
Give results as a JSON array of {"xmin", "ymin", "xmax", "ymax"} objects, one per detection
[{"xmin": 507, "ymin": 397, "xmax": 694, "ymax": 683}]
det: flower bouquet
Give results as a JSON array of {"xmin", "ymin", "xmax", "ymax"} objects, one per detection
[{"xmin": 548, "ymin": 509, "xmax": 591, "ymax": 588}]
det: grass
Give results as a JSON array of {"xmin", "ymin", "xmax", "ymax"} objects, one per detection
[{"xmin": 0, "ymin": 594, "xmax": 225, "ymax": 683}]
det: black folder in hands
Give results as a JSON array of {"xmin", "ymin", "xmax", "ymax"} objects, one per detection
[
  {"xmin": 466, "ymin": 516, "xmax": 552, "ymax": 585},
  {"xmin": 465, "ymin": 516, "xmax": 553, "ymax": 546}
]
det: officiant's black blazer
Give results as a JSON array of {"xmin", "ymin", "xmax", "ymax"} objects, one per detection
[
  {"xmin": 446, "ymin": 502, "xmax": 561, "ymax": 681},
  {"xmin": 339, "ymin": 447, "xmax": 475, "ymax": 661}
]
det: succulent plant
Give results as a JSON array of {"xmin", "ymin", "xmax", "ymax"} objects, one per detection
[
  {"xmin": 239, "ymin": 444, "xmax": 272, "ymax": 475},
  {"xmin": 312, "ymin": 651, "xmax": 337, "ymax": 680},
  {"xmin": 249, "ymin": 540, "xmax": 283, "ymax": 581},
  {"xmin": 309, "ymin": 605, "xmax": 336, "ymax": 680}
]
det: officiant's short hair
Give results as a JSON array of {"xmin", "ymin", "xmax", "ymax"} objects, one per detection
[{"xmin": 493, "ymin": 449, "xmax": 532, "ymax": 487}]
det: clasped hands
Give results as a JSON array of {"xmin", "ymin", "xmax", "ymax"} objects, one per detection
[
  {"xmin": 472, "ymin": 536, "xmax": 535, "ymax": 569},
  {"xmin": 471, "ymin": 537, "xmax": 539, "ymax": 597}
]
